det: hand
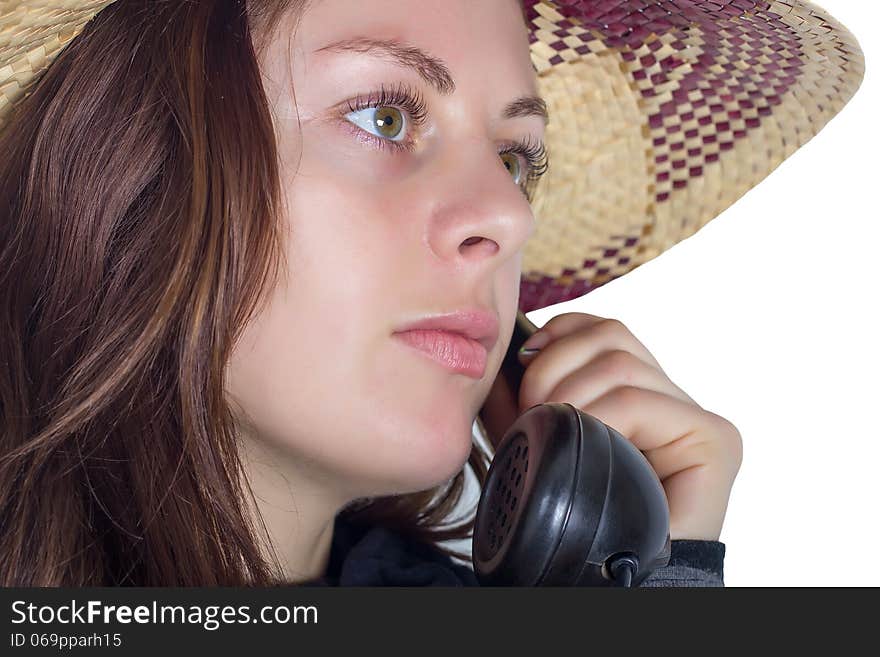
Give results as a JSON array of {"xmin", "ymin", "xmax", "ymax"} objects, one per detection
[{"xmin": 515, "ymin": 312, "xmax": 743, "ymax": 542}]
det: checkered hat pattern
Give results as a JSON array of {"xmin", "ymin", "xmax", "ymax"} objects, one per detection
[{"xmin": 519, "ymin": 0, "xmax": 864, "ymax": 312}]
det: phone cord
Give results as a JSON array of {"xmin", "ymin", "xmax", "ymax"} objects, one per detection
[{"xmin": 609, "ymin": 556, "xmax": 638, "ymax": 588}]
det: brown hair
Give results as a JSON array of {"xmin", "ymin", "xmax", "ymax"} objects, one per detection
[{"xmin": 0, "ymin": 0, "xmax": 491, "ymax": 586}]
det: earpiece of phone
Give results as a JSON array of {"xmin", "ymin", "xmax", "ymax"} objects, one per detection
[{"xmin": 473, "ymin": 310, "xmax": 672, "ymax": 587}]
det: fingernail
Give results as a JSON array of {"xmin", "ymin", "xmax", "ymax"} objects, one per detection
[
  {"xmin": 517, "ymin": 346, "xmax": 540, "ymax": 366},
  {"xmin": 520, "ymin": 330, "xmax": 550, "ymax": 351}
]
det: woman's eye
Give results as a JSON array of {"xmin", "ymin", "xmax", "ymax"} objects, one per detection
[
  {"xmin": 500, "ymin": 152, "xmax": 522, "ymax": 185},
  {"xmin": 344, "ymin": 106, "xmax": 407, "ymax": 144},
  {"xmin": 340, "ymin": 88, "xmax": 545, "ymax": 201}
]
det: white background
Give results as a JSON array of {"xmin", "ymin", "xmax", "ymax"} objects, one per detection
[{"xmin": 451, "ymin": 0, "xmax": 879, "ymax": 586}]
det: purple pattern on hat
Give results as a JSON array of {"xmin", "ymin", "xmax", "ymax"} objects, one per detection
[{"xmin": 518, "ymin": 0, "xmax": 806, "ymax": 313}]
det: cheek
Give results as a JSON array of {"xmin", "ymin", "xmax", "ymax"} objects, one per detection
[
  {"xmin": 222, "ymin": 204, "xmax": 477, "ymax": 497},
  {"xmin": 225, "ymin": 317, "xmax": 477, "ymax": 497},
  {"xmin": 365, "ymin": 357, "xmax": 481, "ymax": 484},
  {"xmin": 297, "ymin": 122, "xmax": 411, "ymax": 193}
]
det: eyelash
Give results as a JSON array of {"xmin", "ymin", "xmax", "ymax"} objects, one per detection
[{"xmin": 341, "ymin": 81, "xmax": 549, "ymax": 201}]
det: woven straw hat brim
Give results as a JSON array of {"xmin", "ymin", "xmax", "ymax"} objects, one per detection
[
  {"xmin": 521, "ymin": 0, "xmax": 864, "ymax": 312},
  {"xmin": 0, "ymin": 1, "xmax": 867, "ymax": 313}
]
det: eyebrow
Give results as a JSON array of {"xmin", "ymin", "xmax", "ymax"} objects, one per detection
[{"xmin": 313, "ymin": 36, "xmax": 549, "ymax": 126}]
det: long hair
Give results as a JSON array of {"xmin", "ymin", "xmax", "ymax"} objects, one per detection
[{"xmin": 0, "ymin": 0, "xmax": 491, "ymax": 586}]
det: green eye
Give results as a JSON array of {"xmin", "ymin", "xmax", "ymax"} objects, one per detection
[
  {"xmin": 500, "ymin": 152, "xmax": 522, "ymax": 185},
  {"xmin": 374, "ymin": 107, "xmax": 404, "ymax": 139},
  {"xmin": 346, "ymin": 105, "xmax": 407, "ymax": 143}
]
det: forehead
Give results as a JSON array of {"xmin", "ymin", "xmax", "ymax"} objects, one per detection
[{"xmin": 292, "ymin": 0, "xmax": 537, "ymax": 93}]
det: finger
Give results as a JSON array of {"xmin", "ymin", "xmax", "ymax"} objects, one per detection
[
  {"xmin": 641, "ymin": 431, "xmax": 715, "ymax": 482},
  {"xmin": 539, "ymin": 349, "xmax": 696, "ymax": 414},
  {"xmin": 643, "ymin": 409, "xmax": 743, "ymax": 481},
  {"xmin": 525, "ymin": 313, "xmax": 666, "ymax": 373},
  {"xmin": 580, "ymin": 385, "xmax": 707, "ymax": 454},
  {"xmin": 518, "ymin": 325, "xmax": 693, "ymax": 411}
]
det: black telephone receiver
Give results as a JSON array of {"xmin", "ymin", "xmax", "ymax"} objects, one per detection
[{"xmin": 473, "ymin": 310, "xmax": 672, "ymax": 587}]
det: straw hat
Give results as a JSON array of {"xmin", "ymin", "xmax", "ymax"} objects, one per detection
[{"xmin": 0, "ymin": 1, "xmax": 866, "ymax": 313}]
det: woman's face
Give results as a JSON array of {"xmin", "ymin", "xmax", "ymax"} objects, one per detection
[{"xmin": 226, "ymin": 0, "xmax": 543, "ymax": 501}]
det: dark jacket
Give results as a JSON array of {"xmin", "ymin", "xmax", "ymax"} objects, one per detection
[{"xmin": 301, "ymin": 513, "xmax": 725, "ymax": 587}]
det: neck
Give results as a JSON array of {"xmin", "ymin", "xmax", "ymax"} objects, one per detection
[{"xmin": 237, "ymin": 431, "xmax": 352, "ymax": 584}]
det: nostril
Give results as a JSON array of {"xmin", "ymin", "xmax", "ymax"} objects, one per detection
[{"xmin": 462, "ymin": 236, "xmax": 482, "ymax": 247}]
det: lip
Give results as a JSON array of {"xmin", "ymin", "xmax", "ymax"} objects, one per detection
[{"xmin": 392, "ymin": 309, "xmax": 500, "ymax": 379}]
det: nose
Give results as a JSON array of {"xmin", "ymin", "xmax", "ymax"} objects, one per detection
[{"xmin": 423, "ymin": 136, "xmax": 536, "ymax": 268}]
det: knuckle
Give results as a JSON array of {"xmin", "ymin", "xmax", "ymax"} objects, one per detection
[
  {"xmin": 704, "ymin": 412, "xmax": 744, "ymax": 467},
  {"xmin": 545, "ymin": 311, "xmax": 581, "ymax": 331},
  {"xmin": 595, "ymin": 317, "xmax": 630, "ymax": 341},
  {"xmin": 599, "ymin": 317, "xmax": 625, "ymax": 332},
  {"xmin": 611, "ymin": 384, "xmax": 642, "ymax": 405},
  {"xmin": 598, "ymin": 349, "xmax": 638, "ymax": 382},
  {"xmin": 728, "ymin": 428, "xmax": 744, "ymax": 469}
]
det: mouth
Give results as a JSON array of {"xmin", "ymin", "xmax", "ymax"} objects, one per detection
[
  {"xmin": 391, "ymin": 308, "xmax": 500, "ymax": 379},
  {"xmin": 392, "ymin": 329, "xmax": 489, "ymax": 379}
]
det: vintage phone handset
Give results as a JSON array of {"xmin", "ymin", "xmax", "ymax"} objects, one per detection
[{"xmin": 473, "ymin": 311, "xmax": 672, "ymax": 587}]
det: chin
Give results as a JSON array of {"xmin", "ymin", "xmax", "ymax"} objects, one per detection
[{"xmin": 376, "ymin": 416, "xmax": 476, "ymax": 496}]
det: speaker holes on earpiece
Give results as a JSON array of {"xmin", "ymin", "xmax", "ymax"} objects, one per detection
[{"xmin": 479, "ymin": 432, "xmax": 530, "ymax": 561}]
